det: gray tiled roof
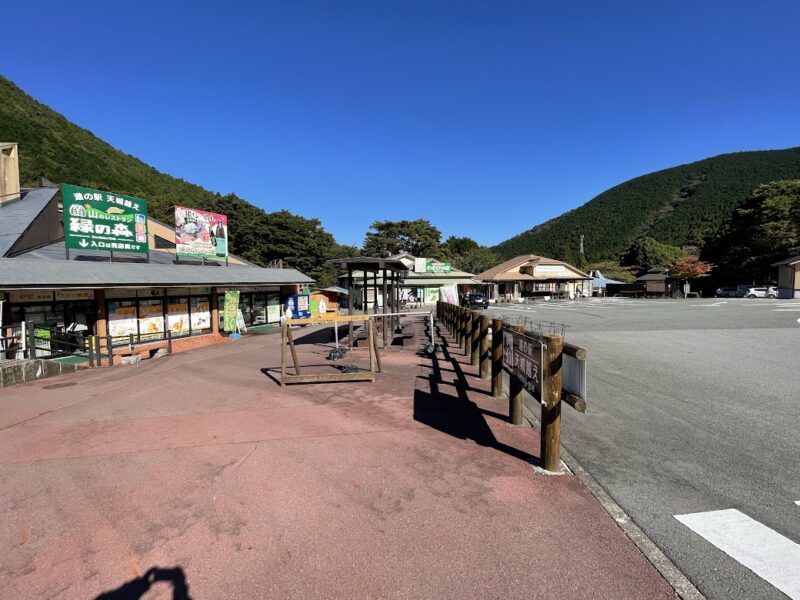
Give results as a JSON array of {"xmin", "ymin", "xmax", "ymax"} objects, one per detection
[
  {"xmin": 0, "ymin": 188, "xmax": 59, "ymax": 256},
  {"xmin": 0, "ymin": 258, "xmax": 313, "ymax": 288},
  {"xmin": 19, "ymin": 240, "xmax": 222, "ymax": 266},
  {"xmin": 636, "ymin": 273, "xmax": 668, "ymax": 282}
]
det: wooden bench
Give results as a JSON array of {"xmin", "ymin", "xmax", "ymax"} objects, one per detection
[{"xmin": 114, "ymin": 340, "xmax": 170, "ymax": 359}]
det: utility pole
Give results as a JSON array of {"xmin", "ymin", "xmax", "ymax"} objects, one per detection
[{"xmin": 579, "ymin": 234, "xmax": 584, "ymax": 256}]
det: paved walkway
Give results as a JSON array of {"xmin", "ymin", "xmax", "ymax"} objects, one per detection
[{"xmin": 0, "ymin": 320, "xmax": 676, "ymax": 599}]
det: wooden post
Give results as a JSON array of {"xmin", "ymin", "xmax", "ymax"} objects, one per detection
[
  {"xmin": 370, "ymin": 319, "xmax": 382, "ymax": 373},
  {"xmin": 470, "ymin": 311, "xmax": 480, "ymax": 367},
  {"xmin": 541, "ymin": 333, "xmax": 564, "ymax": 472},
  {"xmin": 286, "ymin": 325, "xmax": 301, "ymax": 374},
  {"xmin": 368, "ymin": 318, "xmax": 376, "ymax": 374},
  {"xmin": 280, "ymin": 323, "xmax": 286, "ymax": 386},
  {"xmin": 479, "ymin": 315, "xmax": 490, "ymax": 379},
  {"xmin": 373, "ymin": 272, "xmax": 378, "ymax": 315},
  {"xmin": 508, "ymin": 324, "xmax": 524, "ymax": 425},
  {"xmin": 363, "ymin": 269, "xmax": 368, "ymax": 314},
  {"xmin": 210, "ymin": 287, "xmax": 220, "ymax": 335},
  {"xmin": 382, "ymin": 268, "xmax": 388, "ymax": 348},
  {"xmin": 448, "ymin": 303, "xmax": 453, "ymax": 336},
  {"xmin": 347, "ymin": 266, "xmax": 354, "ymax": 349},
  {"xmin": 462, "ymin": 308, "xmax": 472, "ymax": 358},
  {"xmin": 492, "ymin": 318, "xmax": 503, "ymax": 397},
  {"xmin": 460, "ymin": 307, "xmax": 467, "ymax": 351}
]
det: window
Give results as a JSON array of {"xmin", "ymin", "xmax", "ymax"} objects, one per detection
[
  {"xmin": 108, "ymin": 299, "xmax": 139, "ymax": 343},
  {"xmin": 190, "ymin": 297, "xmax": 211, "ymax": 332},
  {"xmin": 252, "ymin": 293, "xmax": 267, "ymax": 325},
  {"xmin": 138, "ymin": 298, "xmax": 165, "ymax": 341},
  {"xmin": 167, "ymin": 297, "xmax": 190, "ymax": 337}
]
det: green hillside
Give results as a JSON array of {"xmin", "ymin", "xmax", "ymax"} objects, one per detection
[
  {"xmin": 0, "ymin": 75, "xmax": 338, "ymax": 278},
  {"xmin": 492, "ymin": 148, "xmax": 800, "ymax": 266}
]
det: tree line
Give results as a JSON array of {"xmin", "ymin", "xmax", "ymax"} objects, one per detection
[{"xmin": 4, "ymin": 74, "xmax": 796, "ymax": 289}]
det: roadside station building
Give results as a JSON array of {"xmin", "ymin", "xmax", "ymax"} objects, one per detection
[
  {"xmin": 0, "ymin": 149, "xmax": 312, "ymax": 356},
  {"xmin": 635, "ymin": 269, "xmax": 672, "ymax": 297},
  {"xmin": 475, "ymin": 255, "xmax": 591, "ymax": 300},
  {"xmin": 774, "ymin": 255, "xmax": 800, "ymax": 299},
  {"xmin": 335, "ymin": 254, "xmax": 477, "ymax": 307}
]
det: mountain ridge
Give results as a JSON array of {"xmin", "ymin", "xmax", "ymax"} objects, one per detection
[
  {"xmin": 0, "ymin": 75, "xmax": 339, "ymax": 277},
  {"xmin": 492, "ymin": 147, "xmax": 800, "ymax": 265}
]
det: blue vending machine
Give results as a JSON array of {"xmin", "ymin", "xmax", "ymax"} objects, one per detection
[{"xmin": 284, "ymin": 294, "xmax": 311, "ymax": 320}]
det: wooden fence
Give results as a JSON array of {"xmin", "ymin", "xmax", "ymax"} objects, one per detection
[{"xmin": 435, "ymin": 301, "xmax": 587, "ymax": 472}]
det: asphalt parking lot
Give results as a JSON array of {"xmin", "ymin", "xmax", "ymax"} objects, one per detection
[{"xmin": 489, "ymin": 297, "xmax": 800, "ymax": 600}]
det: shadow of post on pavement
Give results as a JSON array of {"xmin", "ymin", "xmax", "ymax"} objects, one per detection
[
  {"xmin": 94, "ymin": 566, "xmax": 191, "ymax": 600},
  {"xmin": 413, "ymin": 323, "xmax": 539, "ymax": 466}
]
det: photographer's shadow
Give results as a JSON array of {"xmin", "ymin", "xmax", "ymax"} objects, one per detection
[{"xmin": 95, "ymin": 566, "xmax": 191, "ymax": 600}]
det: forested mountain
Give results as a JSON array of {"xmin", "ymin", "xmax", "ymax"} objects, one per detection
[
  {"xmin": 0, "ymin": 75, "xmax": 340, "ymax": 279},
  {"xmin": 492, "ymin": 148, "xmax": 800, "ymax": 269},
  {"xmin": 705, "ymin": 179, "xmax": 800, "ymax": 282}
]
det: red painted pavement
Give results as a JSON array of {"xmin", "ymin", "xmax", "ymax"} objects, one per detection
[{"xmin": 0, "ymin": 321, "xmax": 676, "ymax": 599}]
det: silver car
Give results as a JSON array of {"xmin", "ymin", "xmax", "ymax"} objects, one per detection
[{"xmin": 745, "ymin": 286, "xmax": 778, "ymax": 299}]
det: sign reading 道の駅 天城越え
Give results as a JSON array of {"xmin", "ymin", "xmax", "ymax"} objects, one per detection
[
  {"xmin": 174, "ymin": 206, "xmax": 228, "ymax": 260},
  {"xmin": 502, "ymin": 328, "xmax": 545, "ymax": 401},
  {"xmin": 61, "ymin": 184, "xmax": 149, "ymax": 254}
]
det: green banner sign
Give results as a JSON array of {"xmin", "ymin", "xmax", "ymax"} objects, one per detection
[
  {"xmin": 425, "ymin": 261, "xmax": 452, "ymax": 273},
  {"xmin": 223, "ymin": 290, "xmax": 240, "ymax": 332},
  {"xmin": 62, "ymin": 184, "xmax": 149, "ymax": 254}
]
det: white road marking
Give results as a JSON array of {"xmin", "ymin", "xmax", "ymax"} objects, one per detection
[
  {"xmin": 675, "ymin": 509, "xmax": 800, "ymax": 599},
  {"xmin": 774, "ymin": 309, "xmax": 800, "ymax": 312},
  {"xmin": 491, "ymin": 306, "xmax": 536, "ymax": 313},
  {"xmin": 795, "ymin": 501, "xmax": 800, "ymax": 506},
  {"xmin": 691, "ymin": 301, "xmax": 727, "ymax": 307}
]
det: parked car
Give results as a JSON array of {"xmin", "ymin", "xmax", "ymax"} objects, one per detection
[
  {"xmin": 715, "ymin": 287, "xmax": 737, "ymax": 298},
  {"xmin": 462, "ymin": 292, "xmax": 489, "ymax": 309},
  {"xmin": 744, "ymin": 286, "xmax": 778, "ymax": 299}
]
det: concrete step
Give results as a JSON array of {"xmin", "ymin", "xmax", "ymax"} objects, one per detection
[{"xmin": 0, "ymin": 359, "xmax": 87, "ymax": 388}]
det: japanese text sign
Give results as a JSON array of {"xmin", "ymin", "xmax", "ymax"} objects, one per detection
[
  {"xmin": 175, "ymin": 206, "xmax": 228, "ymax": 259},
  {"xmin": 425, "ymin": 261, "xmax": 452, "ymax": 273},
  {"xmin": 223, "ymin": 291, "xmax": 240, "ymax": 332},
  {"xmin": 502, "ymin": 329, "xmax": 544, "ymax": 402},
  {"xmin": 61, "ymin": 184, "xmax": 148, "ymax": 254}
]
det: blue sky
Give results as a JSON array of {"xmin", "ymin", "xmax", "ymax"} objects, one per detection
[{"xmin": 3, "ymin": 1, "xmax": 800, "ymax": 247}]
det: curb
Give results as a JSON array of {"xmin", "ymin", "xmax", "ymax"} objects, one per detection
[{"xmin": 523, "ymin": 405, "xmax": 705, "ymax": 600}]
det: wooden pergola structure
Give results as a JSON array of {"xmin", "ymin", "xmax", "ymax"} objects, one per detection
[{"xmin": 326, "ymin": 257, "xmax": 408, "ymax": 347}]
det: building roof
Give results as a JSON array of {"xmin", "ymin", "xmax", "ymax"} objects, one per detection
[
  {"xmin": 15, "ymin": 239, "xmax": 227, "ymax": 265},
  {"xmin": 338, "ymin": 265, "xmax": 477, "ymax": 286},
  {"xmin": 0, "ymin": 187, "xmax": 59, "ymax": 256},
  {"xmin": 0, "ymin": 258, "xmax": 312, "ymax": 289},
  {"xmin": 405, "ymin": 276, "xmax": 478, "ymax": 286},
  {"xmin": 316, "ymin": 285, "xmax": 349, "ymax": 295},
  {"xmin": 588, "ymin": 269, "xmax": 623, "ymax": 288},
  {"xmin": 0, "ymin": 185, "xmax": 313, "ymax": 291},
  {"xmin": 327, "ymin": 257, "xmax": 408, "ymax": 273},
  {"xmin": 636, "ymin": 272, "xmax": 668, "ymax": 282},
  {"xmin": 404, "ymin": 268, "xmax": 477, "ymax": 285},
  {"xmin": 772, "ymin": 255, "xmax": 800, "ymax": 267},
  {"xmin": 475, "ymin": 254, "xmax": 589, "ymax": 281}
]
